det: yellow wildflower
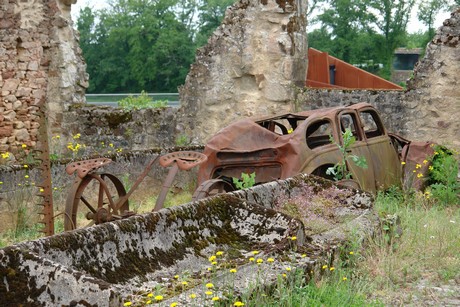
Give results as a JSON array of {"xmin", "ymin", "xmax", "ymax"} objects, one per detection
[
  {"xmin": 211, "ymin": 261, "xmax": 217, "ymax": 265},
  {"xmin": 170, "ymin": 302, "xmax": 178, "ymax": 307},
  {"xmin": 401, "ymin": 161, "xmax": 406, "ymax": 165},
  {"xmin": 216, "ymin": 251, "xmax": 224, "ymax": 256},
  {"xmin": 174, "ymin": 275, "xmax": 179, "ymax": 279},
  {"xmin": 251, "ymin": 251, "xmax": 259, "ymax": 255},
  {"xmin": 415, "ymin": 163, "xmax": 422, "ymax": 169},
  {"xmin": 25, "ymin": 175, "xmax": 29, "ymax": 179},
  {"xmin": 322, "ymin": 265, "xmax": 328, "ymax": 269},
  {"xmin": 417, "ymin": 173, "xmax": 423, "ymax": 178},
  {"xmin": 249, "ymin": 257, "xmax": 255, "ymax": 262},
  {"xmin": 257, "ymin": 259, "xmax": 263, "ymax": 264},
  {"xmin": 207, "ymin": 267, "xmax": 212, "ymax": 271},
  {"xmin": 208, "ymin": 255, "xmax": 216, "ymax": 262},
  {"xmin": 205, "ymin": 283, "xmax": 214, "ymax": 289},
  {"xmin": 267, "ymin": 258, "xmax": 275, "ymax": 263},
  {"xmin": 301, "ymin": 254, "xmax": 306, "ymax": 258},
  {"xmin": 234, "ymin": 302, "xmax": 245, "ymax": 307},
  {"xmin": 22, "ymin": 144, "xmax": 27, "ymax": 148},
  {"xmin": 349, "ymin": 251, "xmax": 354, "ymax": 255},
  {"xmin": 429, "ymin": 166, "xmax": 434, "ymax": 171},
  {"xmin": 146, "ymin": 300, "xmax": 152, "ymax": 304},
  {"xmin": 24, "ymin": 164, "xmax": 28, "ymax": 168},
  {"xmin": 282, "ymin": 273, "xmax": 287, "ymax": 278},
  {"xmin": 330, "ymin": 267, "xmax": 335, "ymax": 271},
  {"xmin": 212, "ymin": 297, "xmax": 220, "ymax": 301},
  {"xmin": 205, "ymin": 291, "xmax": 213, "ymax": 296},
  {"xmin": 189, "ymin": 293, "xmax": 197, "ymax": 299},
  {"xmin": 154, "ymin": 295, "xmax": 163, "ymax": 301},
  {"xmin": 291, "ymin": 236, "xmax": 297, "ymax": 241},
  {"xmin": 181, "ymin": 281, "xmax": 188, "ymax": 286},
  {"xmin": 109, "ymin": 143, "xmax": 114, "ymax": 147},
  {"xmin": 423, "ymin": 159, "xmax": 428, "ymax": 164},
  {"xmin": 285, "ymin": 267, "xmax": 291, "ymax": 271},
  {"xmin": 123, "ymin": 302, "xmax": 132, "ymax": 307},
  {"xmin": 39, "ymin": 188, "xmax": 44, "ymax": 193},
  {"xmin": 147, "ymin": 293, "xmax": 153, "ymax": 297},
  {"xmin": 230, "ymin": 268, "xmax": 237, "ymax": 273},
  {"xmin": 343, "ymin": 277, "xmax": 347, "ymax": 281}
]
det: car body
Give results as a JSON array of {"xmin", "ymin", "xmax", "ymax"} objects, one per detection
[{"xmin": 193, "ymin": 103, "xmax": 429, "ymax": 198}]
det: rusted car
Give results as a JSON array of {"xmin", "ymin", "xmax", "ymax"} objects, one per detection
[{"xmin": 192, "ymin": 103, "xmax": 432, "ymax": 199}]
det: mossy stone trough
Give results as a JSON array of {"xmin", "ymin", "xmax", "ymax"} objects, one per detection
[{"xmin": 0, "ymin": 174, "xmax": 377, "ymax": 306}]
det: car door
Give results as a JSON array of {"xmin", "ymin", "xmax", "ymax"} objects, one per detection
[
  {"xmin": 356, "ymin": 107, "xmax": 402, "ymax": 190},
  {"xmin": 337, "ymin": 110, "xmax": 376, "ymax": 193}
]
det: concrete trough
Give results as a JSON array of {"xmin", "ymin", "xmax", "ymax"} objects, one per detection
[{"xmin": 0, "ymin": 174, "xmax": 377, "ymax": 306}]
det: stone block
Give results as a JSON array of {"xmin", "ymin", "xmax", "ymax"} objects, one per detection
[
  {"xmin": 1, "ymin": 78, "xmax": 19, "ymax": 92},
  {"xmin": 27, "ymin": 60, "xmax": 39, "ymax": 71},
  {"xmin": 3, "ymin": 110, "xmax": 15, "ymax": 121},
  {"xmin": 0, "ymin": 126, "xmax": 12, "ymax": 137},
  {"xmin": 13, "ymin": 128, "xmax": 30, "ymax": 141},
  {"xmin": 16, "ymin": 86, "xmax": 31, "ymax": 97}
]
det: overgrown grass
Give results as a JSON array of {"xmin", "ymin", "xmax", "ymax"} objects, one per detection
[
  {"xmin": 0, "ymin": 189, "xmax": 193, "ymax": 247},
  {"xmin": 355, "ymin": 188, "xmax": 460, "ymax": 304}
]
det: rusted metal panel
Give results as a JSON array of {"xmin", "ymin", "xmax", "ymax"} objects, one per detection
[{"xmin": 307, "ymin": 48, "xmax": 403, "ymax": 90}]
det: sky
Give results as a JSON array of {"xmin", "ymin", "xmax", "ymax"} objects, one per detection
[{"xmin": 70, "ymin": 0, "xmax": 452, "ymax": 34}]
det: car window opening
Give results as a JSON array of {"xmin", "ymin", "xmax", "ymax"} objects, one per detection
[{"xmin": 306, "ymin": 120, "xmax": 333, "ymax": 149}]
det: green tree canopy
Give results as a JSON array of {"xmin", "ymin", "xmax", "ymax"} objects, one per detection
[{"xmin": 76, "ymin": 0, "xmax": 236, "ymax": 93}]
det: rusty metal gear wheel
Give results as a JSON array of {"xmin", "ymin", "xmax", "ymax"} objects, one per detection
[{"xmin": 64, "ymin": 173, "xmax": 129, "ymax": 231}]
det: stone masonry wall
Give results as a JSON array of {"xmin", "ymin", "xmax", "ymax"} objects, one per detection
[
  {"xmin": 62, "ymin": 105, "xmax": 178, "ymax": 152},
  {"xmin": 177, "ymin": 0, "xmax": 308, "ymax": 143},
  {"xmin": 404, "ymin": 8, "xmax": 460, "ymax": 151},
  {"xmin": 0, "ymin": 0, "xmax": 87, "ymax": 163}
]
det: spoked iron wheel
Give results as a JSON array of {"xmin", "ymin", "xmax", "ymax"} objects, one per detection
[
  {"xmin": 64, "ymin": 173, "xmax": 129, "ymax": 231},
  {"xmin": 192, "ymin": 179, "xmax": 235, "ymax": 201}
]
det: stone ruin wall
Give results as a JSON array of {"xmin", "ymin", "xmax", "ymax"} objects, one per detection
[
  {"xmin": 0, "ymin": 0, "xmax": 87, "ymax": 163},
  {"xmin": 177, "ymin": 0, "xmax": 308, "ymax": 143},
  {"xmin": 404, "ymin": 8, "xmax": 460, "ymax": 150}
]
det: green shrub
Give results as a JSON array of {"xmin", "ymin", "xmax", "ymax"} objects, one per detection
[
  {"xmin": 427, "ymin": 145, "xmax": 460, "ymax": 206},
  {"xmin": 118, "ymin": 91, "xmax": 167, "ymax": 110}
]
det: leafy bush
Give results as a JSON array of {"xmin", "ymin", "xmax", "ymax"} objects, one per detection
[
  {"xmin": 427, "ymin": 145, "xmax": 460, "ymax": 206},
  {"xmin": 118, "ymin": 91, "xmax": 167, "ymax": 110}
]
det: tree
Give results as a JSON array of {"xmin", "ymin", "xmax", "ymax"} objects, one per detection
[
  {"xmin": 316, "ymin": 0, "xmax": 372, "ymax": 63},
  {"xmin": 76, "ymin": 0, "xmax": 196, "ymax": 93},
  {"xmin": 367, "ymin": 0, "xmax": 415, "ymax": 78},
  {"xmin": 417, "ymin": 0, "xmax": 448, "ymax": 39},
  {"xmin": 195, "ymin": 0, "xmax": 235, "ymax": 47}
]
